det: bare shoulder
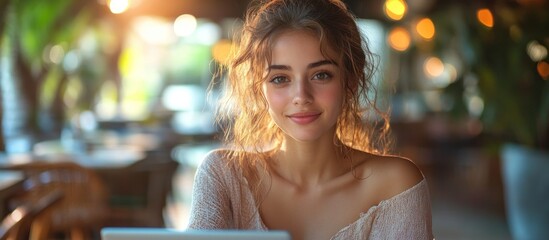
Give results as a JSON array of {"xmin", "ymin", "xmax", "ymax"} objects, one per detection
[
  {"xmin": 380, "ymin": 155, "xmax": 424, "ymax": 184},
  {"xmin": 356, "ymin": 152, "xmax": 425, "ymax": 201}
]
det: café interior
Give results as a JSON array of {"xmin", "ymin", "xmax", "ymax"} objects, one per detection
[{"xmin": 0, "ymin": 0, "xmax": 548, "ymax": 239}]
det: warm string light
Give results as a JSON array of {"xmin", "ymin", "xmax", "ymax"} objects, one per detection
[
  {"xmin": 477, "ymin": 8, "xmax": 494, "ymax": 28},
  {"xmin": 527, "ymin": 41, "xmax": 548, "ymax": 62},
  {"xmin": 424, "ymin": 57, "xmax": 444, "ymax": 78},
  {"xmin": 384, "ymin": 0, "xmax": 408, "ymax": 21},
  {"xmin": 416, "ymin": 18, "xmax": 435, "ymax": 40},
  {"xmin": 211, "ymin": 39, "xmax": 234, "ymax": 66},
  {"xmin": 388, "ymin": 27, "xmax": 411, "ymax": 52},
  {"xmin": 538, "ymin": 61, "xmax": 549, "ymax": 80}
]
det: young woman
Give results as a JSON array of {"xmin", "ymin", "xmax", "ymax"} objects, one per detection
[{"xmin": 188, "ymin": 0, "xmax": 433, "ymax": 239}]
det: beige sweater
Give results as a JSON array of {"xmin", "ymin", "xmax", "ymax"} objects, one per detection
[{"xmin": 188, "ymin": 151, "xmax": 434, "ymax": 240}]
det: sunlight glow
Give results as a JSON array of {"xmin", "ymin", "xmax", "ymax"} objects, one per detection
[
  {"xmin": 134, "ymin": 17, "xmax": 177, "ymax": 45},
  {"xmin": 109, "ymin": 0, "xmax": 129, "ymax": 14},
  {"xmin": 11, "ymin": 209, "xmax": 24, "ymax": 222},
  {"xmin": 174, "ymin": 14, "xmax": 198, "ymax": 37}
]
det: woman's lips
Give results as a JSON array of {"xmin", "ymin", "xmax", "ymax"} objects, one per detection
[{"xmin": 287, "ymin": 112, "xmax": 321, "ymax": 125}]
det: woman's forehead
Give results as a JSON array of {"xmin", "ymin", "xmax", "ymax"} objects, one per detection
[{"xmin": 265, "ymin": 29, "xmax": 340, "ymax": 65}]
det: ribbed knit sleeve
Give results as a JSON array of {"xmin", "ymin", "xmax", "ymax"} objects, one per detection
[
  {"xmin": 187, "ymin": 150, "xmax": 264, "ymax": 230},
  {"xmin": 332, "ymin": 180, "xmax": 434, "ymax": 240},
  {"xmin": 187, "ymin": 151, "xmax": 233, "ymax": 229}
]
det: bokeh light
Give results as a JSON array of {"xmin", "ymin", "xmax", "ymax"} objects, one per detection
[
  {"xmin": 537, "ymin": 61, "xmax": 549, "ymax": 80},
  {"xmin": 416, "ymin": 18, "xmax": 435, "ymax": 40},
  {"xmin": 388, "ymin": 27, "xmax": 411, "ymax": 52},
  {"xmin": 477, "ymin": 8, "xmax": 494, "ymax": 28},
  {"xmin": 527, "ymin": 41, "xmax": 548, "ymax": 62},
  {"xmin": 212, "ymin": 39, "xmax": 233, "ymax": 65},
  {"xmin": 174, "ymin": 14, "xmax": 198, "ymax": 37},
  {"xmin": 445, "ymin": 63, "xmax": 458, "ymax": 82},
  {"xmin": 467, "ymin": 95, "xmax": 484, "ymax": 117},
  {"xmin": 384, "ymin": 0, "xmax": 408, "ymax": 21},
  {"xmin": 109, "ymin": 0, "xmax": 129, "ymax": 14},
  {"xmin": 49, "ymin": 44, "xmax": 65, "ymax": 64},
  {"xmin": 424, "ymin": 57, "xmax": 444, "ymax": 78},
  {"xmin": 193, "ymin": 21, "xmax": 221, "ymax": 45},
  {"xmin": 133, "ymin": 16, "xmax": 177, "ymax": 45},
  {"xmin": 63, "ymin": 50, "xmax": 81, "ymax": 73}
]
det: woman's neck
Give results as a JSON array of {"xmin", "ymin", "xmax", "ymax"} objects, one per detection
[{"xmin": 270, "ymin": 136, "xmax": 349, "ymax": 189}]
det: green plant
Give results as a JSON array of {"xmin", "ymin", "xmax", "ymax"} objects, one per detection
[
  {"xmin": 442, "ymin": 1, "xmax": 549, "ymax": 150},
  {"xmin": 0, "ymin": 0, "xmax": 117, "ymax": 151}
]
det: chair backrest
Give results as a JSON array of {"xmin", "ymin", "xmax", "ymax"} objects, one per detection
[
  {"xmin": 99, "ymin": 153, "xmax": 179, "ymax": 227},
  {"xmin": 0, "ymin": 189, "xmax": 63, "ymax": 240},
  {"xmin": 132, "ymin": 157, "xmax": 179, "ymax": 216},
  {"xmin": 0, "ymin": 203, "xmax": 32, "ymax": 240},
  {"xmin": 8, "ymin": 161, "xmax": 108, "ymax": 239}
]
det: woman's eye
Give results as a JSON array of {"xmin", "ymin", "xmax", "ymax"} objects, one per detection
[
  {"xmin": 313, "ymin": 72, "xmax": 332, "ymax": 80},
  {"xmin": 270, "ymin": 76, "xmax": 288, "ymax": 85}
]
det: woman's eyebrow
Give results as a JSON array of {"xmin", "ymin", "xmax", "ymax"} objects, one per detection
[
  {"xmin": 267, "ymin": 60, "xmax": 338, "ymax": 71},
  {"xmin": 308, "ymin": 60, "xmax": 338, "ymax": 68},
  {"xmin": 267, "ymin": 64, "xmax": 290, "ymax": 71}
]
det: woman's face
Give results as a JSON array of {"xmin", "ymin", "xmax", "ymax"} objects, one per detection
[{"xmin": 262, "ymin": 30, "xmax": 344, "ymax": 143}]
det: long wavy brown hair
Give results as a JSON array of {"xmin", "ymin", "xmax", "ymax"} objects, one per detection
[{"xmin": 213, "ymin": 0, "xmax": 392, "ymax": 185}]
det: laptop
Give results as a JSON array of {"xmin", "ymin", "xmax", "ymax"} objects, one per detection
[{"xmin": 101, "ymin": 227, "xmax": 292, "ymax": 240}]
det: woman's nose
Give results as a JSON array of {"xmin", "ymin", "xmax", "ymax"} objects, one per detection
[{"xmin": 292, "ymin": 80, "xmax": 313, "ymax": 105}]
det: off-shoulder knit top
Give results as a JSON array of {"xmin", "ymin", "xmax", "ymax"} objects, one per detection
[{"xmin": 188, "ymin": 151, "xmax": 434, "ymax": 240}]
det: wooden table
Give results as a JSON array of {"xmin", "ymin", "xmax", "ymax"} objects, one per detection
[{"xmin": 0, "ymin": 145, "xmax": 145, "ymax": 170}]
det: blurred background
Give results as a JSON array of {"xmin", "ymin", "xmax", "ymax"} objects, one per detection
[{"xmin": 0, "ymin": 0, "xmax": 548, "ymax": 239}]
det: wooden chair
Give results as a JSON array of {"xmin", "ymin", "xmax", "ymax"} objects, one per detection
[
  {"xmin": 0, "ymin": 189, "xmax": 63, "ymax": 240},
  {"xmin": 99, "ymin": 152, "xmax": 179, "ymax": 227},
  {"xmin": 8, "ymin": 162, "xmax": 108, "ymax": 240}
]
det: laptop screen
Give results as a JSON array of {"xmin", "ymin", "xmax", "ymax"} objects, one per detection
[{"xmin": 101, "ymin": 227, "xmax": 292, "ymax": 240}]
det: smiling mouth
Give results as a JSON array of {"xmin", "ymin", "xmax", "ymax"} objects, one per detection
[{"xmin": 287, "ymin": 112, "xmax": 321, "ymax": 125}]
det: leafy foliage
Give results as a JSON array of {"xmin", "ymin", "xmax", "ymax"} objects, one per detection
[
  {"xmin": 440, "ymin": 1, "xmax": 549, "ymax": 150},
  {"xmin": 0, "ymin": 0, "xmax": 101, "ymax": 146}
]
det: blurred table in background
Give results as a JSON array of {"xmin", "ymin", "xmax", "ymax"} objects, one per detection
[
  {"xmin": 0, "ymin": 127, "xmax": 185, "ymax": 228},
  {"xmin": 0, "ymin": 146, "xmax": 145, "ymax": 170},
  {"xmin": 80, "ymin": 131, "xmax": 162, "ymax": 153},
  {"xmin": 9, "ymin": 131, "xmax": 160, "ymax": 170}
]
